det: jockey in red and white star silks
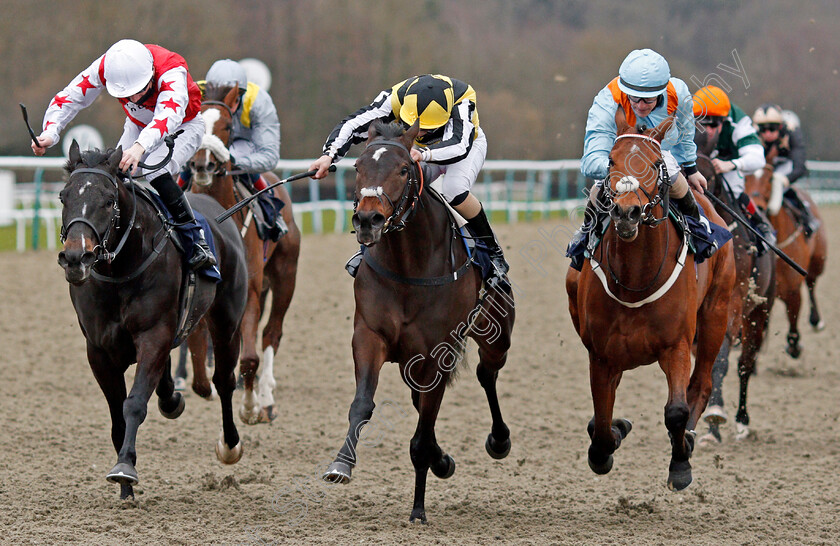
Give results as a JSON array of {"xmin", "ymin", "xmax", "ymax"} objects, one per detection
[{"xmin": 36, "ymin": 41, "xmax": 204, "ymax": 182}]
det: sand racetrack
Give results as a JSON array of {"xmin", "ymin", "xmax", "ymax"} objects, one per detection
[{"xmin": 1, "ymin": 208, "xmax": 838, "ymax": 545}]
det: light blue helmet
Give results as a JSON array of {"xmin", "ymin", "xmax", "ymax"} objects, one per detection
[
  {"xmin": 205, "ymin": 59, "xmax": 248, "ymax": 92},
  {"xmin": 617, "ymin": 49, "xmax": 670, "ymax": 98}
]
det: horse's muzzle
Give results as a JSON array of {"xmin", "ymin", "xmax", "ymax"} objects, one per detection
[
  {"xmin": 610, "ymin": 204, "xmax": 642, "ymax": 241},
  {"xmin": 352, "ymin": 210, "xmax": 386, "ymax": 245},
  {"xmin": 58, "ymin": 248, "xmax": 96, "ymax": 285}
]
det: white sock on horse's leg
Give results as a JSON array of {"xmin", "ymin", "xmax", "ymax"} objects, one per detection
[{"xmin": 257, "ymin": 346, "xmax": 277, "ymax": 408}]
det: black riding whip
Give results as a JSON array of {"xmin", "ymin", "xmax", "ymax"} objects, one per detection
[
  {"xmin": 215, "ymin": 165, "xmax": 336, "ymax": 223},
  {"xmin": 20, "ymin": 103, "xmax": 42, "ymax": 149},
  {"xmin": 704, "ymin": 191, "xmax": 808, "ymax": 277}
]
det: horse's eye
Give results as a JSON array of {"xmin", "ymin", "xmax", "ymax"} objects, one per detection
[
  {"xmin": 401, "ymin": 167, "xmax": 409, "ymax": 176},
  {"xmin": 106, "ymin": 199, "xmax": 115, "ymax": 208},
  {"xmin": 58, "ymin": 191, "xmax": 65, "ymax": 204},
  {"xmin": 608, "ymin": 158, "xmax": 615, "ymax": 167}
]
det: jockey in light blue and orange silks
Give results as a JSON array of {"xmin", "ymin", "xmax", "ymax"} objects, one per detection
[{"xmin": 567, "ymin": 49, "xmax": 707, "ymax": 263}]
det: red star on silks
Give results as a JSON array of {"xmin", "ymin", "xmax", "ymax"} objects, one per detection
[
  {"xmin": 158, "ymin": 80, "xmax": 174, "ymax": 93},
  {"xmin": 43, "ymin": 121, "xmax": 55, "ymax": 130},
  {"xmin": 51, "ymin": 94, "xmax": 71, "ymax": 108},
  {"xmin": 151, "ymin": 117, "xmax": 169, "ymax": 136},
  {"xmin": 76, "ymin": 75, "xmax": 96, "ymax": 96},
  {"xmin": 160, "ymin": 97, "xmax": 180, "ymax": 112}
]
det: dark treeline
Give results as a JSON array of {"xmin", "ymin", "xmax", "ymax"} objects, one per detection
[{"xmin": 4, "ymin": 0, "xmax": 839, "ymax": 160}]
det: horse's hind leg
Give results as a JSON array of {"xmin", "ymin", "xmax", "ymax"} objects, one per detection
[
  {"xmin": 324, "ymin": 330, "xmax": 386, "ymax": 484},
  {"xmin": 87, "ymin": 345, "xmax": 133, "ymax": 499},
  {"xmin": 238, "ymin": 282, "xmax": 265, "ymax": 425},
  {"xmin": 807, "ymin": 277, "xmax": 825, "ymax": 331},
  {"xmin": 587, "ymin": 358, "xmax": 630, "ymax": 475},
  {"xmin": 255, "ymin": 246, "xmax": 299, "ymax": 424},
  {"xmin": 174, "ymin": 343, "xmax": 188, "ymax": 391},
  {"xmin": 210, "ymin": 323, "xmax": 244, "ymax": 464},
  {"xmin": 734, "ymin": 303, "xmax": 772, "ymax": 440},
  {"xmin": 659, "ymin": 342, "xmax": 695, "ymax": 491},
  {"xmin": 698, "ymin": 337, "xmax": 731, "ymax": 446},
  {"xmin": 780, "ymin": 285, "xmax": 804, "ymax": 358},
  {"xmin": 188, "ymin": 321, "xmax": 214, "ymax": 399},
  {"xmin": 156, "ymin": 356, "xmax": 185, "ymax": 419}
]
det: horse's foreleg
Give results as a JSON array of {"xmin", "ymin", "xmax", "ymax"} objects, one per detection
[
  {"xmin": 780, "ymin": 285, "xmax": 803, "ymax": 358},
  {"xmin": 155, "ymin": 356, "xmax": 185, "ymax": 419},
  {"xmin": 107, "ymin": 333, "xmax": 170, "ymax": 490},
  {"xmin": 238, "ymin": 284, "xmax": 264, "ymax": 425},
  {"xmin": 659, "ymin": 343, "xmax": 694, "ymax": 491},
  {"xmin": 807, "ymin": 278, "xmax": 825, "ymax": 331},
  {"xmin": 188, "ymin": 321, "xmax": 214, "ymax": 399},
  {"xmin": 587, "ymin": 357, "xmax": 629, "ymax": 475},
  {"xmin": 734, "ymin": 303, "xmax": 772, "ymax": 440},
  {"xmin": 408, "ymin": 383, "xmax": 451, "ymax": 524},
  {"xmin": 323, "ymin": 329, "xmax": 387, "ymax": 485},
  {"xmin": 87, "ymin": 344, "xmax": 133, "ymax": 499},
  {"xmin": 211, "ymin": 326, "xmax": 243, "ymax": 464}
]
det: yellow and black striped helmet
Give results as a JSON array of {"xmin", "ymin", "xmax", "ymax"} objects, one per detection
[{"xmin": 398, "ymin": 75, "xmax": 454, "ymax": 130}]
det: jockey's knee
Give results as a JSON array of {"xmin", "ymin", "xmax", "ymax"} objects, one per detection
[
  {"xmin": 669, "ymin": 172, "xmax": 689, "ymax": 199},
  {"xmin": 251, "ymin": 173, "xmax": 267, "ymax": 191}
]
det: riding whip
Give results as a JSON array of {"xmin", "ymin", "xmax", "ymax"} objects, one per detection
[
  {"xmin": 216, "ymin": 165, "xmax": 336, "ymax": 223},
  {"xmin": 19, "ymin": 104, "xmax": 42, "ymax": 149}
]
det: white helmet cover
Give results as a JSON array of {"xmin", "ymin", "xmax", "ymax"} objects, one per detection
[
  {"xmin": 205, "ymin": 59, "xmax": 248, "ymax": 92},
  {"xmin": 103, "ymin": 39, "xmax": 153, "ymax": 98}
]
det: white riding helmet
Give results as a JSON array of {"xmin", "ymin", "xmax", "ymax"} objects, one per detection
[
  {"xmin": 617, "ymin": 49, "xmax": 671, "ymax": 98},
  {"xmin": 205, "ymin": 59, "xmax": 248, "ymax": 92},
  {"xmin": 103, "ymin": 39, "xmax": 154, "ymax": 98},
  {"xmin": 752, "ymin": 103, "xmax": 784, "ymax": 125}
]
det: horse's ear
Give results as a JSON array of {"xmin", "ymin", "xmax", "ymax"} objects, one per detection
[
  {"xmin": 223, "ymin": 86, "xmax": 239, "ymax": 109},
  {"xmin": 650, "ymin": 116, "xmax": 675, "ymax": 143},
  {"xmin": 367, "ymin": 121, "xmax": 380, "ymax": 143},
  {"xmin": 402, "ymin": 120, "xmax": 420, "ymax": 149},
  {"xmin": 614, "ymin": 107, "xmax": 630, "ymax": 135},
  {"xmin": 108, "ymin": 146, "xmax": 123, "ymax": 173},
  {"xmin": 68, "ymin": 140, "xmax": 82, "ymax": 167}
]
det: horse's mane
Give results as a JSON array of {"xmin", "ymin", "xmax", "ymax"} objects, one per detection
[
  {"xmin": 64, "ymin": 147, "xmax": 119, "ymax": 175},
  {"xmin": 203, "ymin": 82, "xmax": 237, "ymax": 102},
  {"xmin": 370, "ymin": 120, "xmax": 407, "ymax": 141}
]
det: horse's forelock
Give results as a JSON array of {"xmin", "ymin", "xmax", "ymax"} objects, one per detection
[
  {"xmin": 370, "ymin": 120, "xmax": 406, "ymax": 141},
  {"xmin": 204, "ymin": 82, "xmax": 237, "ymax": 102}
]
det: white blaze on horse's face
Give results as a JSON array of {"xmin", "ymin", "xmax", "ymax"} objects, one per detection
[
  {"xmin": 371, "ymin": 147, "xmax": 388, "ymax": 162},
  {"xmin": 203, "ymin": 108, "xmax": 221, "ymax": 136},
  {"xmin": 78, "ymin": 181, "xmax": 91, "ymax": 195},
  {"xmin": 360, "ymin": 187, "xmax": 384, "ymax": 198}
]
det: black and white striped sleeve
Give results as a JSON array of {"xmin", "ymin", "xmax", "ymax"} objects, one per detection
[
  {"xmin": 322, "ymin": 89, "xmax": 395, "ymax": 161},
  {"xmin": 419, "ymin": 99, "xmax": 475, "ymax": 165}
]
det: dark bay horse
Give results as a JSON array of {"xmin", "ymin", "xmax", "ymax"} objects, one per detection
[
  {"xmin": 187, "ymin": 84, "xmax": 301, "ymax": 424},
  {"xmin": 693, "ymin": 129, "xmax": 776, "ymax": 444},
  {"xmin": 322, "ymin": 121, "xmax": 515, "ymax": 523},
  {"xmin": 747, "ymin": 147, "xmax": 827, "ymax": 358},
  {"xmin": 566, "ymin": 113, "xmax": 735, "ymax": 490},
  {"xmin": 58, "ymin": 142, "xmax": 248, "ymax": 499}
]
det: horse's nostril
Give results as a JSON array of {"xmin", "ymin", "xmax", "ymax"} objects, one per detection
[
  {"xmin": 81, "ymin": 251, "xmax": 97, "ymax": 267},
  {"xmin": 628, "ymin": 205, "xmax": 642, "ymax": 223},
  {"xmin": 58, "ymin": 252, "xmax": 68, "ymax": 267},
  {"xmin": 371, "ymin": 213, "xmax": 386, "ymax": 228}
]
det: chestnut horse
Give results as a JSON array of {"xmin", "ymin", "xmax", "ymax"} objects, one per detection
[
  {"xmin": 58, "ymin": 143, "xmax": 248, "ymax": 499},
  {"xmin": 186, "ymin": 84, "xmax": 301, "ymax": 424},
  {"xmin": 322, "ymin": 121, "xmax": 515, "ymax": 523},
  {"xmin": 747, "ymin": 147, "xmax": 827, "ymax": 358},
  {"xmin": 566, "ymin": 114, "xmax": 735, "ymax": 490},
  {"xmin": 693, "ymin": 130, "xmax": 776, "ymax": 444}
]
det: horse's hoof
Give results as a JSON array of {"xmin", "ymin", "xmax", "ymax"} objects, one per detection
[
  {"xmin": 702, "ymin": 405, "xmax": 728, "ymax": 425},
  {"xmin": 158, "ymin": 392, "xmax": 185, "ymax": 419},
  {"xmin": 785, "ymin": 344, "xmax": 802, "ymax": 359},
  {"xmin": 696, "ymin": 429, "xmax": 722, "ymax": 448},
  {"xmin": 485, "ymin": 433, "xmax": 511, "ymax": 460},
  {"xmin": 813, "ymin": 319, "xmax": 826, "ymax": 332},
  {"xmin": 667, "ymin": 467, "xmax": 693, "ymax": 491},
  {"xmin": 431, "ymin": 454, "xmax": 456, "ymax": 479},
  {"xmin": 239, "ymin": 405, "xmax": 260, "ymax": 426},
  {"xmin": 173, "ymin": 377, "xmax": 187, "ymax": 392},
  {"xmin": 409, "ymin": 508, "xmax": 427, "ymax": 524},
  {"xmin": 323, "ymin": 461, "xmax": 353, "ymax": 484},
  {"xmin": 106, "ymin": 463, "xmax": 139, "ymax": 485},
  {"xmin": 258, "ymin": 405, "xmax": 278, "ymax": 424},
  {"xmin": 587, "ymin": 452, "xmax": 614, "ymax": 475},
  {"xmin": 612, "ymin": 418, "xmax": 633, "ymax": 440},
  {"xmin": 193, "ymin": 383, "xmax": 214, "ymax": 400},
  {"xmin": 735, "ymin": 422, "xmax": 750, "ymax": 441},
  {"xmin": 215, "ymin": 436, "xmax": 243, "ymax": 465}
]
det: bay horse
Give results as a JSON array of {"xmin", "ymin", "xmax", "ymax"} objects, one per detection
[
  {"xmin": 186, "ymin": 83, "xmax": 301, "ymax": 424},
  {"xmin": 747, "ymin": 146, "xmax": 827, "ymax": 358},
  {"xmin": 693, "ymin": 129, "xmax": 776, "ymax": 444},
  {"xmin": 566, "ymin": 112, "xmax": 735, "ymax": 490},
  {"xmin": 322, "ymin": 120, "xmax": 515, "ymax": 523},
  {"xmin": 58, "ymin": 141, "xmax": 248, "ymax": 499}
]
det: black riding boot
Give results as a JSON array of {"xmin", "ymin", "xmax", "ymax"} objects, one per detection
[
  {"xmin": 674, "ymin": 191, "xmax": 701, "ymax": 221},
  {"xmin": 466, "ymin": 206, "xmax": 509, "ymax": 279},
  {"xmin": 151, "ymin": 173, "xmax": 217, "ymax": 270},
  {"xmin": 736, "ymin": 192, "xmax": 776, "ymax": 251},
  {"xmin": 784, "ymin": 187, "xmax": 820, "ymax": 237},
  {"xmin": 568, "ymin": 198, "xmax": 599, "ymax": 249}
]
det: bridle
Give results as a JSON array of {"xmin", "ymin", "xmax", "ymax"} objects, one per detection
[
  {"xmin": 61, "ymin": 167, "xmax": 135, "ymax": 265},
  {"xmin": 195, "ymin": 101, "xmax": 247, "ymax": 179},
  {"xmin": 603, "ymin": 133, "xmax": 671, "ymax": 227},
  {"xmin": 354, "ymin": 138, "xmax": 424, "ymax": 234}
]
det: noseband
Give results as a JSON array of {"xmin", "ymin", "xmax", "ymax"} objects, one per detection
[
  {"xmin": 605, "ymin": 133, "xmax": 671, "ymax": 227},
  {"xmin": 61, "ymin": 167, "xmax": 136, "ymax": 264},
  {"xmin": 356, "ymin": 139, "xmax": 424, "ymax": 234}
]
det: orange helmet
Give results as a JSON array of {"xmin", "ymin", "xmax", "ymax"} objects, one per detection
[{"xmin": 692, "ymin": 85, "xmax": 731, "ymax": 118}]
